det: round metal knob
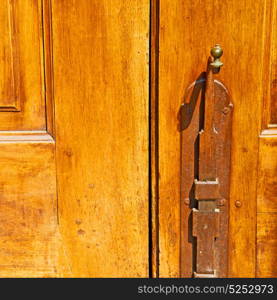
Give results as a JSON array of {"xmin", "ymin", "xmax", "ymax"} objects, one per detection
[
  {"xmin": 210, "ymin": 44, "xmax": 223, "ymax": 71},
  {"xmin": 211, "ymin": 44, "xmax": 223, "ymax": 60}
]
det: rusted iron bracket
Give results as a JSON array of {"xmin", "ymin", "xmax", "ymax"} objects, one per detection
[
  {"xmin": 180, "ymin": 45, "xmax": 233, "ymax": 277},
  {"xmin": 193, "ymin": 180, "xmax": 220, "ymax": 277}
]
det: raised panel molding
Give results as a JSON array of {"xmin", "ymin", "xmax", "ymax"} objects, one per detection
[
  {"xmin": 257, "ymin": 214, "xmax": 277, "ymax": 277},
  {"xmin": 0, "ymin": 0, "xmax": 20, "ymax": 111},
  {"xmin": 257, "ymin": 138, "xmax": 277, "ymax": 213},
  {"xmin": 257, "ymin": 1, "xmax": 277, "ymax": 277},
  {"xmin": 0, "ymin": 0, "xmax": 48, "ymax": 131},
  {"xmin": 0, "ymin": 139, "xmax": 68, "ymax": 277},
  {"xmin": 269, "ymin": 0, "xmax": 277, "ymax": 126},
  {"xmin": 0, "ymin": 131, "xmax": 54, "ymax": 143},
  {"xmin": 262, "ymin": 0, "xmax": 277, "ymax": 132}
]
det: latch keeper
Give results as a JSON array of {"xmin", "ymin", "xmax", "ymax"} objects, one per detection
[{"xmin": 194, "ymin": 179, "xmax": 220, "ymax": 200}]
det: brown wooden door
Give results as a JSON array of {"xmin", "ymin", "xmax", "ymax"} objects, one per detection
[
  {"xmin": 0, "ymin": 0, "xmax": 276, "ymax": 278},
  {"xmin": 0, "ymin": 0, "xmax": 149, "ymax": 277},
  {"xmin": 154, "ymin": 0, "xmax": 277, "ymax": 278}
]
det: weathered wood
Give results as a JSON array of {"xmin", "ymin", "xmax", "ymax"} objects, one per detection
[
  {"xmin": 0, "ymin": 0, "xmax": 275, "ymax": 278},
  {"xmin": 257, "ymin": 213, "xmax": 277, "ymax": 277},
  {"xmin": 0, "ymin": 138, "xmax": 60, "ymax": 277},
  {"xmin": 158, "ymin": 0, "xmax": 266, "ymax": 277},
  {"xmin": 51, "ymin": 0, "xmax": 150, "ymax": 277},
  {"xmin": 255, "ymin": 0, "xmax": 277, "ymax": 278},
  {"xmin": 258, "ymin": 136, "xmax": 277, "ymax": 213},
  {"xmin": 0, "ymin": 0, "xmax": 46, "ymax": 130}
]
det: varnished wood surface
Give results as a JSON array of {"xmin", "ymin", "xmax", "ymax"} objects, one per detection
[
  {"xmin": 0, "ymin": 141, "xmax": 59, "ymax": 277},
  {"xmin": 51, "ymin": 0, "xmax": 149, "ymax": 277},
  {"xmin": 256, "ymin": 0, "xmax": 277, "ymax": 279},
  {"xmin": 43, "ymin": 0, "xmax": 55, "ymax": 137},
  {"xmin": 265, "ymin": 0, "xmax": 277, "ymax": 125},
  {"xmin": 257, "ymin": 213, "xmax": 277, "ymax": 277},
  {"xmin": 158, "ymin": 0, "xmax": 267, "ymax": 277},
  {"xmin": 0, "ymin": 0, "xmax": 275, "ymax": 278},
  {"xmin": 0, "ymin": 0, "xmax": 19, "ymax": 109},
  {"xmin": 257, "ymin": 138, "xmax": 277, "ymax": 213},
  {"xmin": 256, "ymin": 136, "xmax": 277, "ymax": 277},
  {"xmin": 0, "ymin": 0, "xmax": 46, "ymax": 130}
]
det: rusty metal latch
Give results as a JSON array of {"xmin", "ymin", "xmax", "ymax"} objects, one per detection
[
  {"xmin": 193, "ymin": 180, "xmax": 220, "ymax": 277},
  {"xmin": 181, "ymin": 45, "xmax": 233, "ymax": 278}
]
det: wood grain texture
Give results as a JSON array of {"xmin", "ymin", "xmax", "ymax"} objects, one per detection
[
  {"xmin": 0, "ymin": 139, "xmax": 61, "ymax": 277},
  {"xmin": 256, "ymin": 213, "xmax": 277, "ymax": 277},
  {"xmin": 0, "ymin": 0, "xmax": 46, "ymax": 130},
  {"xmin": 256, "ymin": 0, "xmax": 277, "ymax": 278},
  {"xmin": 158, "ymin": 0, "xmax": 266, "ymax": 277},
  {"xmin": 268, "ymin": 0, "xmax": 277, "ymax": 125},
  {"xmin": 52, "ymin": 0, "xmax": 149, "ymax": 277},
  {"xmin": 43, "ymin": 0, "xmax": 55, "ymax": 137},
  {"xmin": 257, "ymin": 138, "xmax": 277, "ymax": 213},
  {"xmin": 262, "ymin": 0, "xmax": 277, "ymax": 128},
  {"xmin": 0, "ymin": 0, "xmax": 20, "ymax": 110}
]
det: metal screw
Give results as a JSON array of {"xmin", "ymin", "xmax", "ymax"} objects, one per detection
[
  {"xmin": 222, "ymin": 107, "xmax": 230, "ymax": 115},
  {"xmin": 184, "ymin": 199, "xmax": 190, "ymax": 205},
  {"xmin": 218, "ymin": 199, "xmax": 226, "ymax": 206},
  {"xmin": 235, "ymin": 200, "xmax": 242, "ymax": 208}
]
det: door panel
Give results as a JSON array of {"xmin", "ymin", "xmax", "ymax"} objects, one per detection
[
  {"xmin": 257, "ymin": 138, "xmax": 277, "ymax": 278},
  {"xmin": 0, "ymin": 0, "xmax": 46, "ymax": 130},
  {"xmin": 0, "ymin": 0, "xmax": 56, "ymax": 277},
  {"xmin": 51, "ymin": 0, "xmax": 149, "ymax": 277},
  {"xmin": 0, "ymin": 0, "xmax": 275, "ymax": 278},
  {"xmin": 257, "ymin": 139, "xmax": 277, "ymax": 214},
  {"xmin": 256, "ymin": 0, "xmax": 277, "ymax": 277},
  {"xmin": 0, "ymin": 0, "xmax": 150, "ymax": 277},
  {"xmin": 257, "ymin": 213, "xmax": 277, "ymax": 277},
  {"xmin": 0, "ymin": 138, "xmax": 59, "ymax": 277},
  {"xmin": 157, "ymin": 0, "xmax": 276, "ymax": 277}
]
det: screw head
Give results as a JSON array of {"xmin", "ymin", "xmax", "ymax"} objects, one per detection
[
  {"xmin": 218, "ymin": 199, "xmax": 226, "ymax": 206},
  {"xmin": 222, "ymin": 107, "xmax": 230, "ymax": 114},
  {"xmin": 184, "ymin": 199, "xmax": 190, "ymax": 205},
  {"xmin": 235, "ymin": 200, "xmax": 242, "ymax": 208}
]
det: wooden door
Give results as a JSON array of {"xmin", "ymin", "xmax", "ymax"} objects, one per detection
[
  {"xmin": 0, "ymin": 0, "xmax": 149, "ymax": 277},
  {"xmin": 0, "ymin": 0, "xmax": 276, "ymax": 278},
  {"xmin": 154, "ymin": 0, "xmax": 277, "ymax": 277}
]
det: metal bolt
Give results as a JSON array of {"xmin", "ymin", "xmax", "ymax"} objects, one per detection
[
  {"xmin": 222, "ymin": 107, "xmax": 230, "ymax": 114},
  {"xmin": 235, "ymin": 200, "xmax": 242, "ymax": 208},
  {"xmin": 184, "ymin": 199, "xmax": 190, "ymax": 205},
  {"xmin": 218, "ymin": 199, "xmax": 226, "ymax": 206}
]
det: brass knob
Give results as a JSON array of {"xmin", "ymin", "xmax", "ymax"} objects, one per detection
[{"xmin": 210, "ymin": 44, "xmax": 223, "ymax": 72}]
